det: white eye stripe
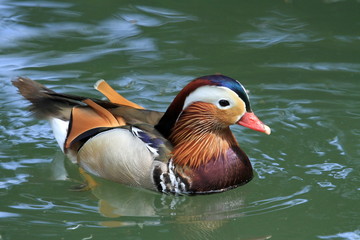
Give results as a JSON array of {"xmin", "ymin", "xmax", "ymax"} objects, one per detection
[{"xmin": 183, "ymin": 86, "xmax": 238, "ymax": 110}]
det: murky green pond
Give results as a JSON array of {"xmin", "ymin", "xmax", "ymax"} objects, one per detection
[{"xmin": 1, "ymin": 0, "xmax": 360, "ymax": 239}]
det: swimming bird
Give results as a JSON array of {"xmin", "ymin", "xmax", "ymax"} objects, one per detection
[{"xmin": 13, "ymin": 74, "xmax": 270, "ymax": 194}]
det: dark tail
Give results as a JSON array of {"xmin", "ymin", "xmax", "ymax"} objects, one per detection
[{"xmin": 12, "ymin": 77, "xmax": 87, "ymax": 120}]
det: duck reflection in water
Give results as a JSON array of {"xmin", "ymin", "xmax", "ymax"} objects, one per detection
[{"xmin": 51, "ymin": 153, "xmax": 271, "ymax": 240}]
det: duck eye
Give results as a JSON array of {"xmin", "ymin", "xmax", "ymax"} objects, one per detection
[{"xmin": 219, "ymin": 99, "xmax": 230, "ymax": 107}]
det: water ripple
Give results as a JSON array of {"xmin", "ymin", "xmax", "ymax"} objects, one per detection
[
  {"xmin": 0, "ymin": 211, "xmax": 20, "ymax": 218},
  {"xmin": 137, "ymin": 5, "xmax": 197, "ymax": 21},
  {"xmin": 303, "ymin": 162, "xmax": 352, "ymax": 177},
  {"xmin": 8, "ymin": 194, "xmax": 98, "ymax": 214},
  {"xmin": 237, "ymin": 12, "xmax": 320, "ymax": 48},
  {"xmin": 318, "ymin": 230, "xmax": 360, "ymax": 240},
  {"xmin": 0, "ymin": 3, "xmax": 196, "ymax": 80},
  {"xmin": 238, "ymin": 185, "xmax": 311, "ymax": 217},
  {"xmin": 264, "ymin": 62, "xmax": 360, "ymax": 73},
  {"xmin": 0, "ymin": 173, "xmax": 29, "ymax": 189},
  {"xmin": 0, "ymin": 159, "xmax": 50, "ymax": 171},
  {"xmin": 301, "ymin": 162, "xmax": 353, "ymax": 190},
  {"xmin": 10, "ymin": 198, "xmax": 55, "ymax": 210},
  {"xmin": 10, "ymin": 1, "xmax": 73, "ymax": 9},
  {"xmin": 119, "ymin": 5, "xmax": 196, "ymax": 27}
]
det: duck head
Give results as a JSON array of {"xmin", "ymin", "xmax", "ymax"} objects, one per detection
[{"xmin": 155, "ymin": 74, "xmax": 271, "ymax": 139}]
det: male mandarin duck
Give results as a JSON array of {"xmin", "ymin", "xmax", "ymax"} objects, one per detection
[{"xmin": 13, "ymin": 74, "xmax": 270, "ymax": 195}]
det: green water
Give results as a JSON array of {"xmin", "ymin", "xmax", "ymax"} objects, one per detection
[{"xmin": 1, "ymin": 0, "xmax": 360, "ymax": 239}]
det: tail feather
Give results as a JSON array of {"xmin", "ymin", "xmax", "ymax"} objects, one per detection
[
  {"xmin": 13, "ymin": 76, "xmax": 164, "ymax": 125},
  {"xmin": 12, "ymin": 77, "xmax": 86, "ymax": 120}
]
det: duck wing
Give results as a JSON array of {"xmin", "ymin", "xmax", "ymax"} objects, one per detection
[{"xmin": 13, "ymin": 77, "xmax": 171, "ymax": 190}]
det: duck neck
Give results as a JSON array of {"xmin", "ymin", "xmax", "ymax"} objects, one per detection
[
  {"xmin": 168, "ymin": 104, "xmax": 253, "ymax": 193},
  {"xmin": 169, "ymin": 103, "xmax": 238, "ymax": 168}
]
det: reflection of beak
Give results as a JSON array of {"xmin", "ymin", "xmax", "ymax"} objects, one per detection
[{"xmin": 237, "ymin": 112, "xmax": 271, "ymax": 135}]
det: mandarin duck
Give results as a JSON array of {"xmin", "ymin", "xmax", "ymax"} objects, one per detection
[{"xmin": 13, "ymin": 74, "xmax": 270, "ymax": 195}]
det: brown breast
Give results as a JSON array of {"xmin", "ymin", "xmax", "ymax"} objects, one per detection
[{"xmin": 179, "ymin": 146, "xmax": 253, "ymax": 194}]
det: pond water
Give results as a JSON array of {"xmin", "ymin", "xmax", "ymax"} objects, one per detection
[{"xmin": 1, "ymin": 0, "xmax": 360, "ymax": 239}]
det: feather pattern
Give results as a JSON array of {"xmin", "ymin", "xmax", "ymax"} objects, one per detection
[
  {"xmin": 170, "ymin": 102, "xmax": 233, "ymax": 168},
  {"xmin": 12, "ymin": 74, "xmax": 270, "ymax": 195}
]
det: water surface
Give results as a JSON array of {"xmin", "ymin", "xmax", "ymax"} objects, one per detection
[{"xmin": 1, "ymin": 1, "xmax": 360, "ymax": 239}]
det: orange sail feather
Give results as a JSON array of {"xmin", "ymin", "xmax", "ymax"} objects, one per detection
[{"xmin": 94, "ymin": 80, "xmax": 144, "ymax": 109}]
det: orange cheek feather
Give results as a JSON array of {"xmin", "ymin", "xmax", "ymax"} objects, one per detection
[{"xmin": 216, "ymin": 105, "xmax": 245, "ymax": 126}]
